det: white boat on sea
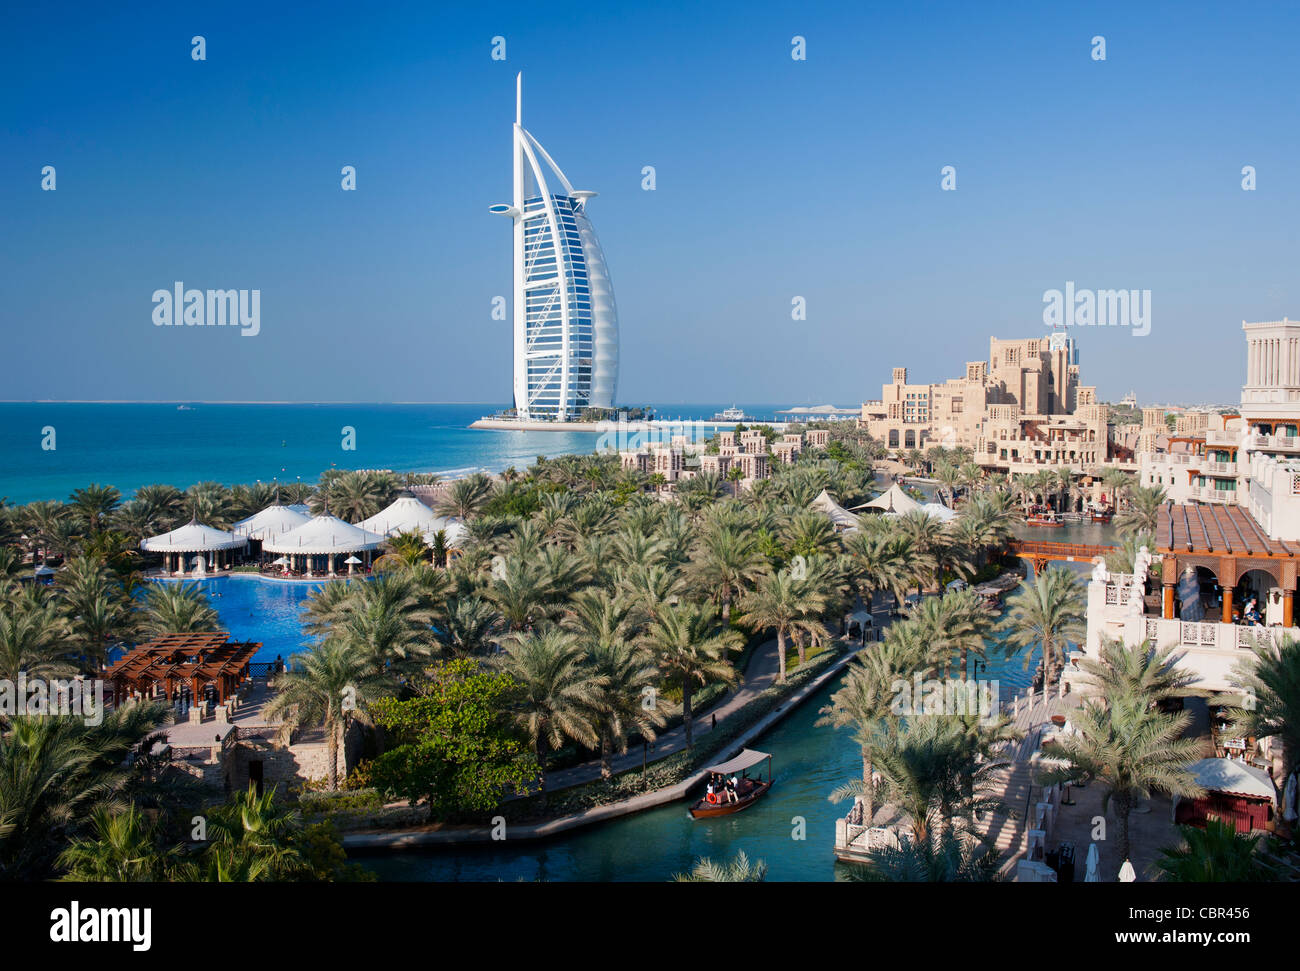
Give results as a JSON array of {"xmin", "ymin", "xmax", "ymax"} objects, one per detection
[{"xmin": 712, "ymin": 406, "xmax": 754, "ymax": 421}]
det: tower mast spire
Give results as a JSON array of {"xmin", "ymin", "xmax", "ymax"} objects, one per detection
[{"xmin": 515, "ymin": 72, "xmax": 522, "ymax": 126}]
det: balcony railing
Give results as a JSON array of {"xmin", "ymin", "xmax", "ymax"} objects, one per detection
[
  {"xmin": 1143, "ymin": 617, "xmax": 1298, "ymax": 652},
  {"xmin": 1104, "ymin": 577, "xmax": 1140, "ymax": 607},
  {"xmin": 1202, "ymin": 460, "xmax": 1237, "ymax": 476},
  {"xmin": 1190, "ymin": 486, "xmax": 1238, "ymax": 503}
]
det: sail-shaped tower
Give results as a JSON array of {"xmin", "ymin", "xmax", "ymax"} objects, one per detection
[{"xmin": 490, "ymin": 74, "xmax": 619, "ymax": 420}]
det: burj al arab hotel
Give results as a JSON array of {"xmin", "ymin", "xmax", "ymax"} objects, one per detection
[{"xmin": 490, "ymin": 75, "xmax": 619, "ymax": 420}]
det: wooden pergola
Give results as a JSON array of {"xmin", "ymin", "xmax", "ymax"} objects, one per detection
[
  {"xmin": 105, "ymin": 632, "xmax": 261, "ymax": 707},
  {"xmin": 1156, "ymin": 504, "xmax": 1298, "ymax": 626}
]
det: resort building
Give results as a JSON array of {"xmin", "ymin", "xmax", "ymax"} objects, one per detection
[
  {"xmin": 490, "ymin": 74, "xmax": 619, "ymax": 420},
  {"xmin": 1079, "ymin": 319, "xmax": 1300, "ymax": 781},
  {"xmin": 620, "ymin": 428, "xmax": 802, "ymax": 491},
  {"xmin": 1138, "ymin": 320, "xmax": 1300, "ymax": 521},
  {"xmin": 859, "ymin": 334, "xmax": 1131, "ymax": 475}
]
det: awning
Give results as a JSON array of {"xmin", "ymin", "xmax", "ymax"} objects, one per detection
[
  {"xmin": 1187, "ymin": 758, "xmax": 1277, "ymax": 805},
  {"xmin": 704, "ymin": 748, "xmax": 771, "ymax": 776}
]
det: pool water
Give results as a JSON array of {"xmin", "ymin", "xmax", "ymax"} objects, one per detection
[{"xmin": 153, "ymin": 574, "xmax": 338, "ymax": 663}]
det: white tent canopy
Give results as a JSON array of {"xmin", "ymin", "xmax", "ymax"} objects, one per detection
[
  {"xmin": 1186, "ymin": 758, "xmax": 1277, "ymax": 804},
  {"xmin": 922, "ymin": 501, "xmax": 957, "ymax": 523},
  {"xmin": 852, "ymin": 483, "xmax": 923, "ymax": 516},
  {"xmin": 355, "ymin": 496, "xmax": 440, "ymax": 537},
  {"xmin": 262, "ymin": 515, "xmax": 386, "ymax": 555},
  {"xmin": 141, "ymin": 520, "xmax": 246, "ymax": 553},
  {"xmin": 422, "ymin": 517, "xmax": 468, "ymax": 549},
  {"xmin": 810, "ymin": 490, "xmax": 860, "ymax": 532},
  {"xmin": 232, "ymin": 504, "xmax": 311, "ymax": 542}
]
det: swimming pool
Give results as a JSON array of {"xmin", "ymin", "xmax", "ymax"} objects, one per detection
[{"xmin": 151, "ymin": 573, "xmax": 346, "ymax": 663}]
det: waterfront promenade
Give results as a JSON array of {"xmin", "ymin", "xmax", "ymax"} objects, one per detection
[
  {"xmin": 541, "ymin": 635, "xmax": 784, "ymax": 792},
  {"xmin": 343, "ymin": 641, "xmax": 861, "ymax": 850}
]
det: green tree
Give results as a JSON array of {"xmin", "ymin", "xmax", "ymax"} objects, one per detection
[{"xmin": 370, "ymin": 659, "xmax": 537, "ymax": 819}]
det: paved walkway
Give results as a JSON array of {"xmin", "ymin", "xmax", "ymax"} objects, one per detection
[{"xmin": 539, "ymin": 636, "xmax": 785, "ymax": 792}]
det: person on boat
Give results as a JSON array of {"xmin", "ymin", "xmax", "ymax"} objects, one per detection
[
  {"xmin": 729, "ymin": 773, "xmax": 741, "ymax": 801},
  {"xmin": 722, "ymin": 775, "xmax": 736, "ymax": 803},
  {"xmin": 706, "ymin": 779, "xmax": 717, "ymax": 804}
]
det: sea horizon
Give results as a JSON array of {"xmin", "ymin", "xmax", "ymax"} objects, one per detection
[{"xmin": 0, "ymin": 401, "xmax": 821, "ymax": 505}]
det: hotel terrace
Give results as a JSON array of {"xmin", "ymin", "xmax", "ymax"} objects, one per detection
[
  {"xmin": 1078, "ymin": 320, "xmax": 1300, "ymax": 781},
  {"xmin": 859, "ymin": 335, "xmax": 1129, "ymax": 476}
]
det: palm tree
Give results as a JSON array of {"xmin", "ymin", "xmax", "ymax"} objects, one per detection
[
  {"xmin": 138, "ymin": 582, "xmax": 220, "ymax": 637},
  {"xmin": 330, "ymin": 573, "xmax": 436, "ymax": 675},
  {"xmin": 0, "ymin": 594, "xmax": 74, "ymax": 681},
  {"xmin": 736, "ymin": 567, "xmax": 828, "ymax": 682},
  {"xmin": 642, "ymin": 604, "xmax": 741, "ymax": 748},
  {"xmin": 0, "ymin": 704, "xmax": 168, "ymax": 879},
  {"xmin": 998, "ymin": 566, "xmax": 1086, "ymax": 707},
  {"xmin": 584, "ymin": 637, "xmax": 666, "ymax": 779},
  {"xmin": 1115, "ymin": 485, "xmax": 1166, "ymax": 537},
  {"xmin": 687, "ymin": 525, "xmax": 769, "ymax": 623},
  {"xmin": 183, "ymin": 481, "xmax": 235, "ymax": 527},
  {"xmin": 1038, "ymin": 694, "xmax": 1204, "ymax": 869},
  {"xmin": 672, "ymin": 850, "xmax": 767, "ymax": 882},
  {"xmin": 841, "ymin": 827, "xmax": 1003, "ymax": 882},
  {"xmin": 1100, "ymin": 467, "xmax": 1134, "ymax": 507},
  {"xmin": 386, "ymin": 529, "xmax": 429, "ymax": 566},
  {"xmin": 819, "ymin": 637, "xmax": 920, "ymax": 824},
  {"xmin": 1217, "ymin": 635, "xmax": 1300, "ymax": 784},
  {"xmin": 934, "ymin": 463, "xmax": 962, "ymax": 508},
  {"xmin": 841, "ymin": 529, "xmax": 912, "ymax": 613},
  {"xmin": 57, "ymin": 805, "xmax": 178, "ymax": 881},
  {"xmin": 199, "ymin": 784, "xmax": 305, "ymax": 879},
  {"xmin": 263, "ymin": 639, "xmax": 392, "ymax": 791},
  {"xmin": 67, "ymin": 484, "xmax": 121, "ymax": 534},
  {"xmin": 912, "ymin": 587, "xmax": 993, "ymax": 681},
  {"xmin": 434, "ymin": 596, "xmax": 499, "ymax": 657},
  {"xmin": 1153, "ymin": 818, "xmax": 1276, "ymax": 882},
  {"xmin": 1105, "ymin": 530, "xmax": 1155, "ymax": 573},
  {"xmin": 57, "ymin": 555, "xmax": 133, "ymax": 669},
  {"xmin": 870, "ymin": 714, "xmax": 1008, "ymax": 843},
  {"xmin": 1077, "ymin": 637, "xmax": 1196, "ymax": 707},
  {"xmin": 487, "ymin": 553, "xmax": 559, "ymax": 632},
  {"xmin": 497, "ymin": 628, "xmax": 603, "ymax": 777},
  {"xmin": 311, "ymin": 470, "xmax": 400, "ymax": 522},
  {"xmin": 435, "ymin": 473, "xmax": 495, "ymax": 520}
]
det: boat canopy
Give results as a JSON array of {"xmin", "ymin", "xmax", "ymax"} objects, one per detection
[{"xmin": 704, "ymin": 749, "xmax": 771, "ymax": 776}]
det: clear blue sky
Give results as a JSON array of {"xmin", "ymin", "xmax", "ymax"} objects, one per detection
[{"xmin": 4, "ymin": 0, "xmax": 1299, "ymax": 406}]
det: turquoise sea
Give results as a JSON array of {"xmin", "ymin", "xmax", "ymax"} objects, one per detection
[{"xmin": 0, "ymin": 402, "xmax": 795, "ymax": 505}]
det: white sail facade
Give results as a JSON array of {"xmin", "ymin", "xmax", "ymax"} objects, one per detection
[{"xmin": 491, "ymin": 75, "xmax": 619, "ymax": 420}]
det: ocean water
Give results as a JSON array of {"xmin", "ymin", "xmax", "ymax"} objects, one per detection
[{"xmin": 0, "ymin": 402, "xmax": 799, "ymax": 505}]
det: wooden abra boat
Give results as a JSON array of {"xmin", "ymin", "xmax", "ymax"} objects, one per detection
[
  {"xmin": 1026, "ymin": 510, "xmax": 1064, "ymax": 527},
  {"xmin": 689, "ymin": 749, "xmax": 773, "ymax": 819}
]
